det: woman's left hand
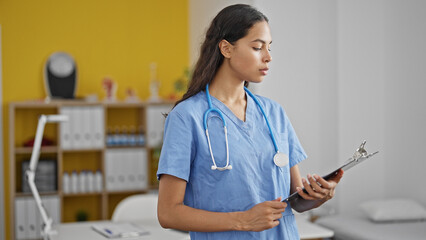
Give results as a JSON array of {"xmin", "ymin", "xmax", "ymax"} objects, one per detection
[{"xmin": 297, "ymin": 169, "xmax": 344, "ymax": 201}]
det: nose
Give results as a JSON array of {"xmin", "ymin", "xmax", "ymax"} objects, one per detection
[{"xmin": 264, "ymin": 50, "xmax": 272, "ymax": 63}]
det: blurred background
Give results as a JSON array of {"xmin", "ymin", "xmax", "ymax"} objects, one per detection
[{"xmin": 1, "ymin": 0, "xmax": 425, "ymax": 239}]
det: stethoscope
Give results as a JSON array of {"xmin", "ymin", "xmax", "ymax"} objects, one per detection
[{"xmin": 203, "ymin": 84, "xmax": 289, "ymax": 171}]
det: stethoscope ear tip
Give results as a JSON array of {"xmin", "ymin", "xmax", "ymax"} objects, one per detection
[
  {"xmin": 211, "ymin": 165, "xmax": 217, "ymax": 170},
  {"xmin": 227, "ymin": 165, "xmax": 232, "ymax": 170}
]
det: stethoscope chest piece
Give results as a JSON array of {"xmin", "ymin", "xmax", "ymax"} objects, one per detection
[{"xmin": 273, "ymin": 152, "xmax": 289, "ymax": 167}]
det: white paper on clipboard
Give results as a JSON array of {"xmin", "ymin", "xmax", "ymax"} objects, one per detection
[{"xmin": 284, "ymin": 145, "xmax": 378, "ymax": 212}]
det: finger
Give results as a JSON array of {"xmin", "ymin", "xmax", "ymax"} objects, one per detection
[
  {"xmin": 296, "ymin": 186, "xmax": 315, "ymax": 200},
  {"xmin": 331, "ymin": 169, "xmax": 344, "ymax": 183},
  {"xmin": 271, "ymin": 219, "xmax": 280, "ymax": 228},
  {"xmin": 265, "ymin": 197, "xmax": 287, "ymax": 209},
  {"xmin": 312, "ymin": 174, "xmax": 332, "ymax": 189},
  {"xmin": 309, "ymin": 174, "xmax": 327, "ymax": 195},
  {"xmin": 272, "ymin": 212, "xmax": 283, "ymax": 221},
  {"xmin": 268, "ymin": 201, "xmax": 287, "ymax": 210},
  {"xmin": 272, "ymin": 197, "xmax": 288, "ymax": 209},
  {"xmin": 302, "ymin": 178, "xmax": 324, "ymax": 199},
  {"xmin": 327, "ymin": 189, "xmax": 335, "ymax": 199}
]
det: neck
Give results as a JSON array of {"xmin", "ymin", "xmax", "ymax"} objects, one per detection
[
  {"xmin": 208, "ymin": 63, "xmax": 248, "ymax": 122},
  {"xmin": 208, "ymin": 64, "xmax": 246, "ymax": 104}
]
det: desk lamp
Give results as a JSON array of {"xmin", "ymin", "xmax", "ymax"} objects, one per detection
[{"xmin": 26, "ymin": 114, "xmax": 68, "ymax": 240}]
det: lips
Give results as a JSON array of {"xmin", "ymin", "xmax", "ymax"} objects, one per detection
[{"xmin": 260, "ymin": 68, "xmax": 269, "ymax": 75}]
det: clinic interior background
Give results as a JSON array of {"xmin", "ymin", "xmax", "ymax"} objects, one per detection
[
  {"xmin": 192, "ymin": 0, "xmax": 426, "ymax": 215},
  {"xmin": 0, "ymin": 0, "xmax": 188, "ymax": 238},
  {"xmin": 1, "ymin": 0, "xmax": 426, "ymax": 238}
]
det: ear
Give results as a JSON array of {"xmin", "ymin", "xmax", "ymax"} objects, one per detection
[{"xmin": 218, "ymin": 40, "xmax": 233, "ymax": 58}]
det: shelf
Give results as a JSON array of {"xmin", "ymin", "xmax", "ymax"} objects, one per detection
[
  {"xmin": 15, "ymin": 191, "xmax": 58, "ymax": 197},
  {"xmin": 15, "ymin": 146, "xmax": 106, "ymax": 154},
  {"xmin": 11, "ymin": 99, "xmax": 174, "ymax": 108},
  {"xmin": 105, "ymin": 100, "xmax": 175, "ymax": 108},
  {"xmin": 62, "ymin": 192, "xmax": 103, "ymax": 197},
  {"xmin": 106, "ymin": 190, "xmax": 148, "ymax": 195},
  {"xmin": 61, "ymin": 148, "xmax": 104, "ymax": 153},
  {"xmin": 106, "ymin": 145, "xmax": 146, "ymax": 149},
  {"xmin": 14, "ymin": 146, "xmax": 58, "ymax": 154},
  {"xmin": 9, "ymin": 101, "xmax": 171, "ymax": 239}
]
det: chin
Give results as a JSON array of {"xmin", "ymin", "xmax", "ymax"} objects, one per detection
[
  {"xmin": 244, "ymin": 75, "xmax": 265, "ymax": 84},
  {"xmin": 252, "ymin": 78, "xmax": 265, "ymax": 83}
]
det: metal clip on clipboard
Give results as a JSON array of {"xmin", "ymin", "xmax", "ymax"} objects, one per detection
[
  {"xmin": 284, "ymin": 140, "xmax": 379, "ymax": 212},
  {"xmin": 322, "ymin": 140, "xmax": 379, "ymax": 179}
]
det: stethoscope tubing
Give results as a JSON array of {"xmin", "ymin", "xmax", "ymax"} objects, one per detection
[
  {"xmin": 203, "ymin": 84, "xmax": 279, "ymax": 153},
  {"xmin": 244, "ymin": 87, "xmax": 279, "ymax": 153},
  {"xmin": 203, "ymin": 84, "xmax": 280, "ymax": 170}
]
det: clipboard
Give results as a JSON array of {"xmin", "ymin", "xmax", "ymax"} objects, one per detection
[{"xmin": 284, "ymin": 141, "xmax": 379, "ymax": 212}]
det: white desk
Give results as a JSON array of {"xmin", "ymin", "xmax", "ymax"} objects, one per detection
[
  {"xmin": 50, "ymin": 216, "xmax": 332, "ymax": 240},
  {"xmin": 50, "ymin": 219, "xmax": 190, "ymax": 240},
  {"xmin": 296, "ymin": 215, "xmax": 334, "ymax": 240}
]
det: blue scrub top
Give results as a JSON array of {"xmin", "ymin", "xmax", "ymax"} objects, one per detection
[{"xmin": 157, "ymin": 91, "xmax": 307, "ymax": 240}]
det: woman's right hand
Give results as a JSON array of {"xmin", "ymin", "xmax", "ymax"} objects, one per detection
[{"xmin": 240, "ymin": 197, "xmax": 287, "ymax": 232}]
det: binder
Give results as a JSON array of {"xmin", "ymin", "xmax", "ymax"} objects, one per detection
[
  {"xmin": 39, "ymin": 197, "xmax": 48, "ymax": 238},
  {"xmin": 115, "ymin": 149, "xmax": 125, "ymax": 191},
  {"xmin": 60, "ymin": 106, "xmax": 105, "ymax": 150},
  {"xmin": 45, "ymin": 196, "xmax": 61, "ymax": 224},
  {"xmin": 92, "ymin": 106, "xmax": 105, "ymax": 149},
  {"xmin": 135, "ymin": 149, "xmax": 148, "ymax": 190},
  {"xmin": 26, "ymin": 197, "xmax": 38, "ymax": 239},
  {"xmin": 73, "ymin": 107, "xmax": 85, "ymax": 149},
  {"xmin": 15, "ymin": 198, "xmax": 28, "ymax": 240},
  {"xmin": 68, "ymin": 107, "xmax": 78, "ymax": 149},
  {"xmin": 81, "ymin": 107, "xmax": 92, "ymax": 149},
  {"xmin": 146, "ymin": 105, "xmax": 171, "ymax": 147},
  {"xmin": 105, "ymin": 150, "xmax": 116, "ymax": 191},
  {"xmin": 127, "ymin": 151, "xmax": 137, "ymax": 190},
  {"xmin": 59, "ymin": 107, "xmax": 73, "ymax": 150},
  {"xmin": 122, "ymin": 150, "xmax": 133, "ymax": 191}
]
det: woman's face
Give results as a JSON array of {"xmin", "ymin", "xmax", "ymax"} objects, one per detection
[{"xmin": 228, "ymin": 20, "xmax": 272, "ymax": 83}]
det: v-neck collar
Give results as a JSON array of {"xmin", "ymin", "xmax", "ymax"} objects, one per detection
[{"xmin": 209, "ymin": 92, "xmax": 255, "ymax": 133}]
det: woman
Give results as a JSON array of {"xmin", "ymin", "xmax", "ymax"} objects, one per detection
[{"xmin": 157, "ymin": 4, "xmax": 343, "ymax": 239}]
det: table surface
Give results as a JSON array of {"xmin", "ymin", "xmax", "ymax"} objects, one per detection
[
  {"xmin": 50, "ymin": 219, "xmax": 189, "ymax": 240},
  {"xmin": 50, "ymin": 216, "xmax": 333, "ymax": 240},
  {"xmin": 295, "ymin": 215, "xmax": 334, "ymax": 239}
]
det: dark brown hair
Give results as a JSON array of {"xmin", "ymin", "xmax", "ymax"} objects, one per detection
[{"xmin": 174, "ymin": 4, "xmax": 268, "ymax": 108}]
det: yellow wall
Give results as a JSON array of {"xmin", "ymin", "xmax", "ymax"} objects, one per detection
[{"xmin": 0, "ymin": 0, "xmax": 188, "ymax": 238}]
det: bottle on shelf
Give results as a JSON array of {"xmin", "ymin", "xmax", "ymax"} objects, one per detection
[
  {"xmin": 128, "ymin": 126, "xmax": 137, "ymax": 146},
  {"xmin": 113, "ymin": 126, "xmax": 121, "ymax": 146},
  {"xmin": 79, "ymin": 170, "xmax": 87, "ymax": 193},
  {"xmin": 86, "ymin": 170, "xmax": 94, "ymax": 193},
  {"xmin": 71, "ymin": 170, "xmax": 78, "ymax": 193},
  {"xmin": 121, "ymin": 125, "xmax": 128, "ymax": 146},
  {"xmin": 137, "ymin": 125, "xmax": 146, "ymax": 146},
  {"xmin": 106, "ymin": 126, "xmax": 114, "ymax": 146},
  {"xmin": 62, "ymin": 172, "xmax": 70, "ymax": 194},
  {"xmin": 94, "ymin": 170, "xmax": 103, "ymax": 193}
]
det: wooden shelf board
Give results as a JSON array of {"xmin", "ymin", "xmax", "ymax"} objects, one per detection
[
  {"xmin": 14, "ymin": 146, "xmax": 58, "ymax": 154},
  {"xmin": 15, "ymin": 191, "xmax": 58, "ymax": 197},
  {"xmin": 106, "ymin": 190, "xmax": 148, "ymax": 195},
  {"xmin": 62, "ymin": 192, "xmax": 103, "ymax": 197}
]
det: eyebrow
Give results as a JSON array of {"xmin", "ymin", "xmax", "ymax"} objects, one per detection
[{"xmin": 251, "ymin": 39, "xmax": 273, "ymax": 44}]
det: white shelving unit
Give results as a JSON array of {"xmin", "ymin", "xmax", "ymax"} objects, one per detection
[{"xmin": 9, "ymin": 100, "xmax": 172, "ymax": 240}]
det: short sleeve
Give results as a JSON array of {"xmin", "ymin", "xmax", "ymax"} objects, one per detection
[
  {"xmin": 283, "ymin": 111, "xmax": 307, "ymax": 168},
  {"xmin": 156, "ymin": 111, "xmax": 195, "ymax": 182}
]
